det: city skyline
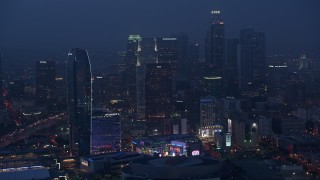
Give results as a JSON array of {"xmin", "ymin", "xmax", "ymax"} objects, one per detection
[
  {"xmin": 1, "ymin": 1, "xmax": 320, "ymax": 179},
  {"xmin": 1, "ymin": 0, "xmax": 320, "ymax": 64}
]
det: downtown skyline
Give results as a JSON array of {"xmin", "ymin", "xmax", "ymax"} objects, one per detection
[
  {"xmin": 1, "ymin": 0, "xmax": 320, "ymax": 64},
  {"xmin": 1, "ymin": 1, "xmax": 320, "ymax": 179}
]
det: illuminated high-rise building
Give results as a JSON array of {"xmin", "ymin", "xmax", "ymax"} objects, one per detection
[
  {"xmin": 92, "ymin": 73, "xmax": 124, "ymax": 108},
  {"xmin": 136, "ymin": 37, "xmax": 158, "ymax": 120},
  {"xmin": 157, "ymin": 37, "xmax": 178, "ymax": 78},
  {"xmin": 35, "ymin": 60, "xmax": 56, "ymax": 105},
  {"xmin": 155, "ymin": 37, "xmax": 176, "ymax": 92},
  {"xmin": 203, "ymin": 11, "xmax": 225, "ymax": 98},
  {"xmin": 205, "ymin": 10, "xmax": 225, "ymax": 77},
  {"xmin": 91, "ymin": 112, "xmax": 121, "ymax": 155},
  {"xmin": 67, "ymin": 48, "xmax": 92, "ymax": 156},
  {"xmin": 145, "ymin": 63, "xmax": 173, "ymax": 135},
  {"xmin": 126, "ymin": 35, "xmax": 141, "ymax": 113},
  {"xmin": 199, "ymin": 98, "xmax": 224, "ymax": 140},
  {"xmin": 91, "ymin": 74, "xmax": 107, "ymax": 107}
]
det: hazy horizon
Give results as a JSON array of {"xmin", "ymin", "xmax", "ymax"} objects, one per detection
[{"xmin": 1, "ymin": 0, "xmax": 320, "ymax": 66}]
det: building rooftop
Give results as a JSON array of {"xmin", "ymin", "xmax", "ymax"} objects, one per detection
[
  {"xmin": 132, "ymin": 156, "xmax": 220, "ymax": 167},
  {"xmin": 122, "ymin": 156, "xmax": 227, "ymax": 179},
  {"xmin": 83, "ymin": 151, "xmax": 141, "ymax": 162},
  {"xmin": 0, "ymin": 166, "xmax": 50, "ymax": 180},
  {"xmin": 231, "ymin": 159, "xmax": 282, "ymax": 179},
  {"xmin": 280, "ymin": 135, "xmax": 320, "ymax": 144},
  {"xmin": 132, "ymin": 134, "xmax": 201, "ymax": 147}
]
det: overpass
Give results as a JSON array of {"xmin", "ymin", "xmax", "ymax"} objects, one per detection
[{"xmin": 0, "ymin": 113, "xmax": 67, "ymax": 148}]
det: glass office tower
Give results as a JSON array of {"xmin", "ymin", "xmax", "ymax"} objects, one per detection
[{"xmin": 67, "ymin": 48, "xmax": 92, "ymax": 156}]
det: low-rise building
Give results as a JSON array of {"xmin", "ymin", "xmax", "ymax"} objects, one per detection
[
  {"xmin": 122, "ymin": 156, "xmax": 227, "ymax": 179},
  {"xmin": 132, "ymin": 134, "xmax": 202, "ymax": 157},
  {"xmin": 80, "ymin": 152, "xmax": 142, "ymax": 175}
]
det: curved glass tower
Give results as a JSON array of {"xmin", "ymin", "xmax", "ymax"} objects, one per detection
[{"xmin": 67, "ymin": 48, "xmax": 92, "ymax": 156}]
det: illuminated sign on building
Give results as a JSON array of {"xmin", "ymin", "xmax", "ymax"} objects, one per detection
[
  {"xmin": 81, "ymin": 160, "xmax": 88, "ymax": 167},
  {"xmin": 228, "ymin": 119, "xmax": 232, "ymax": 133},
  {"xmin": 268, "ymin": 65, "xmax": 287, "ymax": 68},
  {"xmin": 226, "ymin": 133, "xmax": 231, "ymax": 147},
  {"xmin": 162, "ymin": 38, "xmax": 177, "ymax": 41},
  {"xmin": 211, "ymin": 10, "xmax": 221, "ymax": 14},
  {"xmin": 192, "ymin": 150, "xmax": 200, "ymax": 156}
]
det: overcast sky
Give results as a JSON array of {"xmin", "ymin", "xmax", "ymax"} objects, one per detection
[{"xmin": 1, "ymin": 0, "xmax": 320, "ymax": 64}]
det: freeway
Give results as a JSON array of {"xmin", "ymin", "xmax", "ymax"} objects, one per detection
[{"xmin": 0, "ymin": 113, "xmax": 67, "ymax": 148}]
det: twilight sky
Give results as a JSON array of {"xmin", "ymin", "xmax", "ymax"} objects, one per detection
[{"xmin": 0, "ymin": 0, "xmax": 320, "ymax": 64}]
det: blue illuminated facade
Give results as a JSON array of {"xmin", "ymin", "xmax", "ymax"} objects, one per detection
[{"xmin": 91, "ymin": 112, "xmax": 121, "ymax": 154}]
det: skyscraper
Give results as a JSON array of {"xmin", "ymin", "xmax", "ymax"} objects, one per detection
[
  {"xmin": 266, "ymin": 63, "xmax": 288, "ymax": 96},
  {"xmin": 67, "ymin": 48, "xmax": 92, "ymax": 156},
  {"xmin": 187, "ymin": 43, "xmax": 200, "ymax": 79},
  {"xmin": 201, "ymin": 76, "xmax": 224, "ymax": 97},
  {"xmin": 187, "ymin": 43, "xmax": 205, "ymax": 89},
  {"xmin": 199, "ymin": 98, "xmax": 224, "ymax": 140},
  {"xmin": 157, "ymin": 37, "xmax": 182, "ymax": 86},
  {"xmin": 117, "ymin": 50, "xmax": 127, "ymax": 74},
  {"xmin": 157, "ymin": 37, "xmax": 178, "ymax": 95},
  {"xmin": 173, "ymin": 33, "xmax": 189, "ymax": 80},
  {"xmin": 224, "ymin": 38, "xmax": 240, "ymax": 97},
  {"xmin": 55, "ymin": 61, "xmax": 68, "ymax": 109},
  {"xmin": 92, "ymin": 74, "xmax": 107, "ymax": 106},
  {"xmin": 136, "ymin": 37, "xmax": 158, "ymax": 120},
  {"xmin": 126, "ymin": 35, "xmax": 141, "ymax": 113},
  {"xmin": 35, "ymin": 60, "xmax": 56, "ymax": 105},
  {"xmin": 226, "ymin": 39, "xmax": 239, "ymax": 69},
  {"xmin": 157, "ymin": 37, "xmax": 178, "ymax": 76},
  {"xmin": 203, "ymin": 10, "xmax": 225, "ymax": 98},
  {"xmin": 145, "ymin": 63, "xmax": 173, "ymax": 135},
  {"xmin": 239, "ymin": 28, "xmax": 266, "ymax": 93},
  {"xmin": 92, "ymin": 73, "xmax": 124, "ymax": 108},
  {"xmin": 205, "ymin": 10, "xmax": 225, "ymax": 77}
]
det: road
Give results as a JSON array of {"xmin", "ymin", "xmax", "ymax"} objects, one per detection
[{"xmin": 0, "ymin": 113, "xmax": 67, "ymax": 148}]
